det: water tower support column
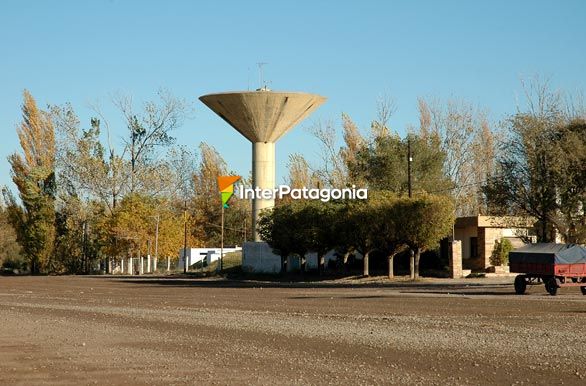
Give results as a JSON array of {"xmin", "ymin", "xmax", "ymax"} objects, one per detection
[{"xmin": 252, "ymin": 141, "xmax": 275, "ymax": 241}]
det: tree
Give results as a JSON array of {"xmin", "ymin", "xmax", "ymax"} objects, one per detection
[
  {"xmin": 296, "ymin": 200, "xmax": 338, "ymax": 275},
  {"xmin": 340, "ymin": 113, "xmax": 366, "ymax": 185},
  {"xmin": 483, "ymin": 80, "xmax": 586, "ymax": 242},
  {"xmin": 344, "ymin": 199, "xmax": 380, "ymax": 276},
  {"xmin": 555, "ymin": 119, "xmax": 586, "ymax": 242},
  {"xmin": 329, "ymin": 200, "xmax": 358, "ymax": 271},
  {"xmin": 192, "ymin": 143, "xmax": 250, "ymax": 247},
  {"xmin": 258, "ymin": 199, "xmax": 338, "ymax": 274},
  {"xmin": 417, "ymin": 98, "xmax": 498, "ymax": 216},
  {"xmin": 55, "ymin": 90, "xmax": 190, "ymax": 212},
  {"xmin": 350, "ymin": 132, "xmax": 453, "ymax": 195},
  {"xmin": 0, "ymin": 194, "xmax": 24, "ymax": 270},
  {"xmin": 167, "ymin": 145, "xmax": 197, "ymax": 200},
  {"xmin": 393, "ymin": 195, "xmax": 455, "ymax": 279},
  {"xmin": 54, "ymin": 196, "xmax": 104, "ymax": 273},
  {"xmin": 373, "ymin": 194, "xmax": 408, "ymax": 279},
  {"xmin": 113, "ymin": 89, "xmax": 190, "ymax": 195},
  {"xmin": 286, "ymin": 154, "xmax": 320, "ymax": 190},
  {"xmin": 259, "ymin": 190, "xmax": 454, "ymax": 279},
  {"xmin": 53, "ymin": 107, "xmax": 126, "ymax": 213},
  {"xmin": 110, "ymin": 194, "xmax": 155, "ymax": 259},
  {"xmin": 7, "ymin": 90, "xmax": 57, "ymax": 273},
  {"xmin": 156, "ymin": 206, "xmax": 186, "ymax": 270},
  {"xmin": 308, "ymin": 120, "xmax": 348, "ymax": 188},
  {"xmin": 51, "ymin": 91, "xmax": 193, "ymax": 272},
  {"xmin": 304, "ymin": 97, "xmax": 496, "ymax": 215},
  {"xmin": 258, "ymin": 204, "xmax": 297, "ymax": 272},
  {"xmin": 191, "ymin": 142, "xmax": 226, "ymax": 246}
]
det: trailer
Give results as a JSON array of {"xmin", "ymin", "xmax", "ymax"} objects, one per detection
[{"xmin": 509, "ymin": 243, "xmax": 586, "ymax": 296}]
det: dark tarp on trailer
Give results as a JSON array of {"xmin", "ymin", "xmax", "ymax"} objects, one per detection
[{"xmin": 509, "ymin": 243, "xmax": 586, "ymax": 265}]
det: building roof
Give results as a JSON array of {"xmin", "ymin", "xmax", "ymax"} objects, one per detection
[{"xmin": 455, "ymin": 215, "xmax": 535, "ymax": 229}]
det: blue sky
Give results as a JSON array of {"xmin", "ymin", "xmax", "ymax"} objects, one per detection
[{"xmin": 1, "ymin": 0, "xmax": 585, "ymax": 192}]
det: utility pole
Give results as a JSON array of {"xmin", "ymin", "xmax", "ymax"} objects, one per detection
[
  {"xmin": 153, "ymin": 215, "xmax": 159, "ymax": 273},
  {"xmin": 407, "ymin": 136, "xmax": 413, "ymax": 198},
  {"xmin": 82, "ymin": 221, "xmax": 88, "ymax": 274},
  {"xmin": 139, "ymin": 246, "xmax": 143, "ymax": 275},
  {"xmin": 147, "ymin": 239, "xmax": 151, "ymax": 273},
  {"xmin": 219, "ymin": 204, "xmax": 224, "ymax": 272},
  {"xmin": 183, "ymin": 200, "xmax": 188, "ymax": 274},
  {"xmin": 407, "ymin": 136, "xmax": 414, "ymax": 279}
]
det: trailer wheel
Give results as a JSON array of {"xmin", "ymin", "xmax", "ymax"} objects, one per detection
[
  {"xmin": 545, "ymin": 278, "xmax": 558, "ymax": 296},
  {"xmin": 514, "ymin": 275, "xmax": 527, "ymax": 295}
]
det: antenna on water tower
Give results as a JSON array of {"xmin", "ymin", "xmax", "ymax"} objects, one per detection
[{"xmin": 257, "ymin": 62, "xmax": 269, "ymax": 91}]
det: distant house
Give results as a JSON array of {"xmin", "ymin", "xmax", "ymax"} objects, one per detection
[{"xmin": 454, "ymin": 216, "xmax": 535, "ymax": 270}]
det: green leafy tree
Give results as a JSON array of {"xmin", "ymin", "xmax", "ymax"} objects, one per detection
[
  {"xmin": 259, "ymin": 199, "xmax": 337, "ymax": 273},
  {"xmin": 341, "ymin": 199, "xmax": 380, "ymax": 276},
  {"xmin": 258, "ymin": 204, "xmax": 297, "ymax": 272},
  {"xmin": 555, "ymin": 119, "xmax": 586, "ymax": 242},
  {"xmin": 393, "ymin": 195, "xmax": 455, "ymax": 279},
  {"xmin": 54, "ymin": 196, "xmax": 105, "ymax": 273},
  {"xmin": 350, "ymin": 133, "xmax": 453, "ymax": 195},
  {"xmin": 373, "ymin": 193, "xmax": 408, "ymax": 279},
  {"xmin": 296, "ymin": 200, "xmax": 339, "ymax": 275}
]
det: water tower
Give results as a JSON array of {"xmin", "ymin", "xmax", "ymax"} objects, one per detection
[{"xmin": 200, "ymin": 88, "xmax": 326, "ymax": 241}]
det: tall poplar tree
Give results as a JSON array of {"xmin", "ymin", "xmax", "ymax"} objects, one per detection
[{"xmin": 8, "ymin": 90, "xmax": 57, "ymax": 273}]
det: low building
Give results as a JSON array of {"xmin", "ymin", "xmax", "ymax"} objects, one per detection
[{"xmin": 454, "ymin": 216, "xmax": 535, "ymax": 270}]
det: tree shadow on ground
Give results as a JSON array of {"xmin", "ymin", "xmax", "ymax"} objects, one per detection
[{"xmin": 90, "ymin": 275, "xmax": 514, "ymax": 295}]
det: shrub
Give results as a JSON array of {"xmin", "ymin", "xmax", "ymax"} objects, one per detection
[
  {"xmin": 490, "ymin": 238, "xmax": 513, "ymax": 266},
  {"xmin": 1, "ymin": 256, "xmax": 28, "ymax": 273}
]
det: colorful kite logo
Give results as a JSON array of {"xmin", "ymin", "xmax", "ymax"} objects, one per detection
[{"xmin": 217, "ymin": 176, "xmax": 241, "ymax": 208}]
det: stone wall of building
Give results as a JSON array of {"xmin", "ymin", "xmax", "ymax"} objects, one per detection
[
  {"xmin": 449, "ymin": 240, "xmax": 463, "ymax": 278},
  {"xmin": 479, "ymin": 227, "xmax": 503, "ymax": 268}
]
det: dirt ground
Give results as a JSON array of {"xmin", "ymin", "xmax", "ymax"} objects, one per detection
[{"xmin": 0, "ymin": 275, "xmax": 585, "ymax": 385}]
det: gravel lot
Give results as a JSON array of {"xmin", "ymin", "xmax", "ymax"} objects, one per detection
[{"xmin": 0, "ymin": 275, "xmax": 585, "ymax": 385}]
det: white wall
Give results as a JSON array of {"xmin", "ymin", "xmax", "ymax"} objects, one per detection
[
  {"xmin": 244, "ymin": 247, "xmax": 351, "ymax": 273},
  {"xmin": 242, "ymin": 242, "xmax": 282, "ymax": 274},
  {"xmin": 177, "ymin": 247, "xmax": 242, "ymax": 270}
]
